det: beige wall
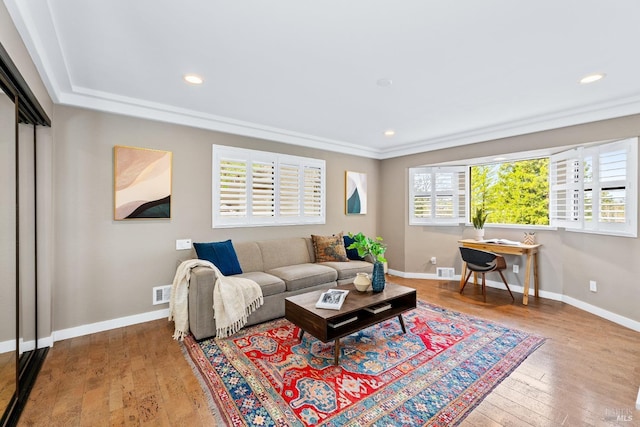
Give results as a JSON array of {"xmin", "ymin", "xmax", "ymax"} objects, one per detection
[
  {"xmin": 51, "ymin": 106, "xmax": 380, "ymax": 331},
  {"xmin": 51, "ymin": 108, "xmax": 640, "ymax": 332},
  {"xmin": 381, "ymin": 114, "xmax": 640, "ymax": 323}
]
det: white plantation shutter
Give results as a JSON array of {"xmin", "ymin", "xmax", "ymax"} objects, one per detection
[
  {"xmin": 304, "ymin": 165, "xmax": 323, "ymax": 217},
  {"xmin": 213, "ymin": 145, "xmax": 325, "ymax": 227},
  {"xmin": 549, "ymin": 148, "xmax": 581, "ymax": 229},
  {"xmin": 251, "ymin": 161, "xmax": 275, "ymax": 218},
  {"xmin": 279, "ymin": 164, "xmax": 299, "ymax": 217},
  {"xmin": 218, "ymin": 159, "xmax": 247, "ymax": 220},
  {"xmin": 409, "ymin": 166, "xmax": 466, "ymax": 225},
  {"xmin": 550, "ymin": 138, "xmax": 637, "ymax": 237}
]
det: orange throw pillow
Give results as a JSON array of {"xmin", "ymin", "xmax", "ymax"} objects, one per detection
[{"xmin": 311, "ymin": 233, "xmax": 349, "ymax": 262}]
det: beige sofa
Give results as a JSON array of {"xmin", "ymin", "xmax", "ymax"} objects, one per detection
[{"xmin": 188, "ymin": 237, "xmax": 373, "ymax": 340}]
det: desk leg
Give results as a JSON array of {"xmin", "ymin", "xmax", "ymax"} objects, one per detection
[
  {"xmin": 533, "ymin": 252, "xmax": 539, "ymax": 298},
  {"xmin": 459, "ymin": 262, "xmax": 467, "ymax": 291},
  {"xmin": 523, "ymin": 253, "xmax": 533, "ymax": 305},
  {"xmin": 334, "ymin": 338, "xmax": 340, "ymax": 365}
]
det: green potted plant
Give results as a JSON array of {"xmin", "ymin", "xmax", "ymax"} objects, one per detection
[
  {"xmin": 347, "ymin": 232, "xmax": 387, "ymax": 292},
  {"xmin": 471, "ymin": 207, "xmax": 488, "ymax": 240}
]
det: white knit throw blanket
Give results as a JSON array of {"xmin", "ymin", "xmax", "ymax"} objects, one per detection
[{"xmin": 169, "ymin": 259, "xmax": 263, "ymax": 340}]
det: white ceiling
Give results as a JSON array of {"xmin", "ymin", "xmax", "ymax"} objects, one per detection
[{"xmin": 6, "ymin": 0, "xmax": 640, "ymax": 159}]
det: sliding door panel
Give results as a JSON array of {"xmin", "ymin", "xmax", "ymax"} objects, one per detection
[{"xmin": 0, "ymin": 89, "xmax": 17, "ymax": 420}]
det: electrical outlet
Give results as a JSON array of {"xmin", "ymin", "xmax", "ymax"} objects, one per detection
[
  {"xmin": 589, "ymin": 280, "xmax": 597, "ymax": 292},
  {"xmin": 512, "ymin": 264, "xmax": 519, "ymax": 274},
  {"xmin": 176, "ymin": 239, "xmax": 192, "ymax": 250},
  {"xmin": 430, "ymin": 256, "xmax": 437, "ymax": 265}
]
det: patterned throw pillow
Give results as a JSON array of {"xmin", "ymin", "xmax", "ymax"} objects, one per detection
[{"xmin": 311, "ymin": 233, "xmax": 349, "ymax": 263}]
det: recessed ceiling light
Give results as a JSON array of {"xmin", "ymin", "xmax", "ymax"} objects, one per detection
[
  {"xmin": 377, "ymin": 78, "xmax": 393, "ymax": 87},
  {"xmin": 579, "ymin": 73, "xmax": 606, "ymax": 84},
  {"xmin": 384, "ymin": 129, "xmax": 395, "ymax": 137},
  {"xmin": 184, "ymin": 74, "xmax": 204, "ymax": 85}
]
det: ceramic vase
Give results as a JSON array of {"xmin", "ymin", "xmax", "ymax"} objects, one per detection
[
  {"xmin": 474, "ymin": 228, "xmax": 485, "ymax": 241},
  {"xmin": 353, "ymin": 272, "xmax": 371, "ymax": 292},
  {"xmin": 371, "ymin": 262, "xmax": 385, "ymax": 293}
]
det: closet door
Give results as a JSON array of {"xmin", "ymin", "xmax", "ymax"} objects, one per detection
[
  {"xmin": 0, "ymin": 88, "xmax": 17, "ymax": 420},
  {"xmin": 18, "ymin": 121, "xmax": 36, "ymax": 370}
]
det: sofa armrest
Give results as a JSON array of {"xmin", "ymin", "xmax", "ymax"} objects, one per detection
[{"xmin": 188, "ymin": 266, "xmax": 217, "ymax": 340}]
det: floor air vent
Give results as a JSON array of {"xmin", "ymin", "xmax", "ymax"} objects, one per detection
[
  {"xmin": 153, "ymin": 285, "xmax": 172, "ymax": 305},
  {"xmin": 436, "ymin": 267, "xmax": 455, "ymax": 279}
]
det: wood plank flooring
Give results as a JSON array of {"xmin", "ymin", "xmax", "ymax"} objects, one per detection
[{"xmin": 16, "ymin": 277, "xmax": 640, "ymax": 426}]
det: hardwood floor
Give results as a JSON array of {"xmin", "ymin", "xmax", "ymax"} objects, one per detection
[{"xmin": 17, "ymin": 277, "xmax": 640, "ymax": 426}]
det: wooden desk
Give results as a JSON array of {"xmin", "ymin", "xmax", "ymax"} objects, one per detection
[{"xmin": 458, "ymin": 239, "xmax": 541, "ymax": 305}]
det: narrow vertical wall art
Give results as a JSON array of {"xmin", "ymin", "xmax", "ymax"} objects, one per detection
[
  {"xmin": 114, "ymin": 145, "xmax": 172, "ymax": 220},
  {"xmin": 345, "ymin": 171, "xmax": 367, "ymax": 215}
]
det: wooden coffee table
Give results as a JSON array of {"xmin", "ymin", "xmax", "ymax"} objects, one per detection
[{"xmin": 284, "ymin": 282, "xmax": 417, "ymax": 365}]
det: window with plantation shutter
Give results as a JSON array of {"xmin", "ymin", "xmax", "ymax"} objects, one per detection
[
  {"xmin": 550, "ymin": 138, "xmax": 637, "ymax": 237},
  {"xmin": 212, "ymin": 145, "xmax": 325, "ymax": 227},
  {"xmin": 409, "ymin": 166, "xmax": 467, "ymax": 225}
]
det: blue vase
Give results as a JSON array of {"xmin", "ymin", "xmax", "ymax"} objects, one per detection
[{"xmin": 371, "ymin": 262, "xmax": 385, "ymax": 293}]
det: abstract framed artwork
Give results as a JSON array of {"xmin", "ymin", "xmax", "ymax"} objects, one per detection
[
  {"xmin": 345, "ymin": 171, "xmax": 367, "ymax": 215},
  {"xmin": 113, "ymin": 145, "xmax": 172, "ymax": 220}
]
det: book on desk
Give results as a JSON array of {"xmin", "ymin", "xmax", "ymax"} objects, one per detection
[{"xmin": 480, "ymin": 238, "xmax": 521, "ymax": 245}]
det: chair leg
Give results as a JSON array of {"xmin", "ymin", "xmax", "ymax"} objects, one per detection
[
  {"xmin": 481, "ymin": 273, "xmax": 486, "ymax": 302},
  {"xmin": 460, "ymin": 271, "xmax": 473, "ymax": 294},
  {"xmin": 497, "ymin": 270, "xmax": 515, "ymax": 301}
]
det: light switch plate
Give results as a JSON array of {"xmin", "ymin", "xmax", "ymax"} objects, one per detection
[{"xmin": 176, "ymin": 239, "xmax": 192, "ymax": 250}]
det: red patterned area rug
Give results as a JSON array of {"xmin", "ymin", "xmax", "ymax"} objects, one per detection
[{"xmin": 182, "ymin": 301, "xmax": 544, "ymax": 426}]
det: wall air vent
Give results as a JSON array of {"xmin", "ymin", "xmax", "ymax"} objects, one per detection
[
  {"xmin": 153, "ymin": 285, "xmax": 172, "ymax": 305},
  {"xmin": 436, "ymin": 267, "xmax": 455, "ymax": 279}
]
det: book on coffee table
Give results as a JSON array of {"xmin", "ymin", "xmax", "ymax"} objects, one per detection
[
  {"xmin": 315, "ymin": 289, "xmax": 349, "ymax": 310},
  {"xmin": 364, "ymin": 303, "xmax": 392, "ymax": 314},
  {"xmin": 328, "ymin": 316, "xmax": 358, "ymax": 328}
]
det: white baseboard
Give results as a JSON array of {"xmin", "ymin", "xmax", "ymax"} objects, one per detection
[
  {"xmin": 0, "ymin": 337, "xmax": 47, "ymax": 353},
  {"xmin": 0, "ymin": 339, "xmax": 15, "ymax": 353},
  {"xmin": 562, "ymin": 295, "xmax": 640, "ymax": 332},
  {"xmin": 388, "ymin": 269, "xmax": 640, "ymax": 332},
  {"xmin": 50, "ymin": 308, "xmax": 170, "ymax": 345}
]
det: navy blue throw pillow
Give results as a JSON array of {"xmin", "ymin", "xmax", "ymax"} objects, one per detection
[
  {"xmin": 343, "ymin": 235, "xmax": 364, "ymax": 261},
  {"xmin": 193, "ymin": 240, "xmax": 243, "ymax": 276}
]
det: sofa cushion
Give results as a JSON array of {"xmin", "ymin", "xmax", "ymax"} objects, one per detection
[
  {"xmin": 235, "ymin": 271, "xmax": 285, "ymax": 297},
  {"xmin": 319, "ymin": 260, "xmax": 373, "ymax": 281},
  {"xmin": 232, "ymin": 241, "xmax": 264, "ymax": 273},
  {"xmin": 193, "ymin": 240, "xmax": 242, "ymax": 275},
  {"xmin": 343, "ymin": 234, "xmax": 365, "ymax": 260},
  {"xmin": 258, "ymin": 238, "xmax": 313, "ymax": 270},
  {"xmin": 266, "ymin": 263, "xmax": 338, "ymax": 292},
  {"xmin": 311, "ymin": 233, "xmax": 349, "ymax": 262}
]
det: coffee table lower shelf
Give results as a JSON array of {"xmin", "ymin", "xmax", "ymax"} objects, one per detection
[{"xmin": 285, "ymin": 282, "xmax": 417, "ymax": 365}]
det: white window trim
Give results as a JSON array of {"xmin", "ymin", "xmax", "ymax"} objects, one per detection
[{"xmin": 212, "ymin": 145, "xmax": 326, "ymax": 228}]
